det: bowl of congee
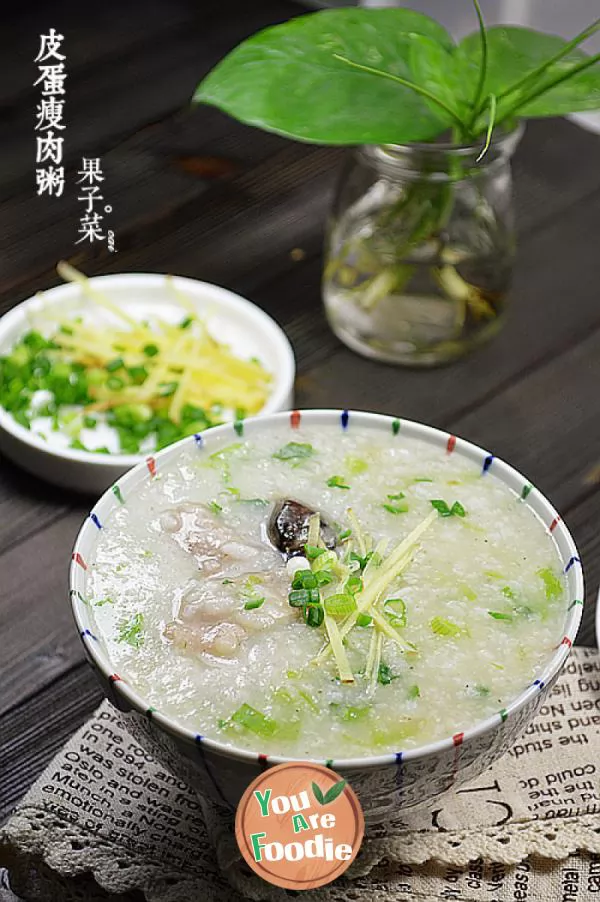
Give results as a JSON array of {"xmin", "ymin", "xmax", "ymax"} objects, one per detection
[{"xmin": 71, "ymin": 409, "xmax": 583, "ymax": 823}]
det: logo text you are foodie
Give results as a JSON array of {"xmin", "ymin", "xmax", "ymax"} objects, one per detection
[{"xmin": 250, "ymin": 781, "xmax": 353, "ymax": 864}]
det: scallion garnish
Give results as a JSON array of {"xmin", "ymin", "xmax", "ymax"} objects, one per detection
[
  {"xmin": 244, "ymin": 597, "xmax": 265, "ymax": 611},
  {"xmin": 327, "ymin": 475, "xmax": 350, "ymax": 490},
  {"xmin": 345, "ymin": 456, "xmax": 368, "ymax": 475},
  {"xmin": 230, "ymin": 703, "xmax": 277, "ymax": 738},
  {"xmin": 143, "ymin": 343, "xmax": 159, "ymax": 357},
  {"xmin": 356, "ymin": 613, "xmax": 373, "ymax": 627},
  {"xmin": 338, "ymin": 528, "xmax": 352, "ymax": 541},
  {"xmin": 288, "ymin": 588, "xmax": 311, "ymax": 607},
  {"xmin": 488, "ymin": 611, "xmax": 513, "ymax": 621},
  {"xmin": 292, "ymin": 569, "xmax": 318, "ymax": 589},
  {"xmin": 384, "ymin": 597, "xmax": 407, "ymax": 628},
  {"xmin": 345, "ymin": 575, "xmax": 363, "ymax": 595},
  {"xmin": 105, "ymin": 357, "xmax": 124, "ymax": 372},
  {"xmin": 537, "ymin": 567, "xmax": 563, "ymax": 601},
  {"xmin": 324, "ymin": 594, "xmax": 356, "ymax": 617},
  {"xmin": 305, "ymin": 544, "xmax": 326, "ymax": 561},
  {"xmin": 304, "ymin": 604, "xmax": 324, "ymax": 628},
  {"xmin": 315, "ymin": 570, "xmax": 334, "ymax": 586},
  {"xmin": 377, "ymin": 662, "xmax": 397, "ymax": 685},
  {"xmin": 383, "ymin": 501, "xmax": 409, "ymax": 515},
  {"xmin": 117, "ymin": 612, "xmax": 144, "ymax": 648},
  {"xmin": 272, "ymin": 441, "xmax": 314, "ymax": 462},
  {"xmin": 430, "ymin": 616, "xmax": 465, "ymax": 637},
  {"xmin": 430, "ymin": 499, "xmax": 466, "ymax": 517}
]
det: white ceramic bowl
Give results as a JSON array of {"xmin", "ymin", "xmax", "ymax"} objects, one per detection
[
  {"xmin": 0, "ymin": 274, "xmax": 295, "ymax": 494},
  {"xmin": 70, "ymin": 409, "xmax": 584, "ymax": 825}
]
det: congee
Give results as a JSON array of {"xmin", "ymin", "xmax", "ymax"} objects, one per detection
[{"xmin": 88, "ymin": 424, "xmax": 567, "ymax": 757}]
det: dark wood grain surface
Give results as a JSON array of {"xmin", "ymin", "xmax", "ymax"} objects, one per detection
[{"xmin": 0, "ymin": 0, "xmax": 599, "ymax": 849}]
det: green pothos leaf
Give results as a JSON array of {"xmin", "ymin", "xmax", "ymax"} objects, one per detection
[
  {"xmin": 460, "ymin": 27, "xmax": 600, "ymax": 119},
  {"xmin": 195, "ymin": 8, "xmax": 457, "ymax": 145}
]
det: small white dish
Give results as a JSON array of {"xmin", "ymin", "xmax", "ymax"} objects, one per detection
[{"xmin": 0, "ymin": 274, "xmax": 295, "ymax": 494}]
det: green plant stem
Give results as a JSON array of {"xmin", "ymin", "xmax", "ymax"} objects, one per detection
[
  {"xmin": 475, "ymin": 93, "xmax": 497, "ymax": 162},
  {"xmin": 486, "ymin": 16, "xmax": 600, "ymax": 115},
  {"xmin": 468, "ymin": 0, "xmax": 488, "ymax": 126},
  {"xmin": 496, "ymin": 49, "xmax": 600, "ymax": 124},
  {"xmin": 332, "ymin": 52, "xmax": 470, "ymax": 136}
]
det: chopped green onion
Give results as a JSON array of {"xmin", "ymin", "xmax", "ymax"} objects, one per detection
[
  {"xmin": 502, "ymin": 586, "xmax": 517, "ymax": 599},
  {"xmin": 315, "ymin": 570, "xmax": 334, "ymax": 586},
  {"xmin": 345, "ymin": 575, "xmax": 363, "ymax": 595},
  {"xmin": 377, "ymin": 662, "xmax": 397, "ymax": 685},
  {"xmin": 304, "ymin": 604, "xmax": 324, "ymax": 628},
  {"xmin": 83, "ymin": 415, "xmax": 97, "ymax": 428},
  {"xmin": 288, "ymin": 588, "xmax": 310, "ymax": 608},
  {"xmin": 407, "ymin": 684, "xmax": 420, "ymax": 699},
  {"xmin": 340, "ymin": 705, "xmax": 370, "ymax": 722},
  {"xmin": 537, "ymin": 567, "xmax": 563, "ymax": 601},
  {"xmin": 384, "ymin": 597, "xmax": 407, "ymax": 628},
  {"xmin": 386, "ymin": 491, "xmax": 405, "ymax": 501},
  {"xmin": 273, "ymin": 442, "xmax": 314, "ymax": 462},
  {"xmin": 327, "ymin": 475, "xmax": 350, "ymax": 490},
  {"xmin": 143, "ymin": 343, "xmax": 159, "ymax": 357},
  {"xmin": 413, "ymin": 477, "xmax": 433, "ymax": 483},
  {"xmin": 105, "ymin": 357, "xmax": 124, "ymax": 372},
  {"xmin": 117, "ymin": 612, "xmax": 144, "ymax": 648},
  {"xmin": 180, "ymin": 316, "xmax": 194, "ymax": 329},
  {"xmin": 356, "ymin": 613, "xmax": 373, "ymax": 627},
  {"xmin": 345, "ymin": 456, "xmax": 368, "ymax": 475},
  {"xmin": 430, "ymin": 616, "xmax": 464, "ymax": 638},
  {"xmin": 292, "ymin": 570, "xmax": 317, "ymax": 590},
  {"xmin": 106, "ymin": 376, "xmax": 124, "ymax": 391},
  {"xmin": 127, "ymin": 364, "xmax": 148, "ymax": 384},
  {"xmin": 159, "ymin": 381, "xmax": 178, "ymax": 397},
  {"xmin": 431, "ymin": 499, "xmax": 466, "ymax": 517},
  {"xmin": 208, "ymin": 501, "xmax": 222, "ymax": 514},
  {"xmin": 488, "ymin": 611, "xmax": 513, "ymax": 621},
  {"xmin": 338, "ymin": 528, "xmax": 352, "ymax": 541},
  {"xmin": 305, "ymin": 544, "xmax": 326, "ymax": 561},
  {"xmin": 348, "ymin": 550, "xmax": 373, "ymax": 571},
  {"xmin": 244, "ymin": 597, "xmax": 265, "ymax": 611},
  {"xmin": 324, "ymin": 594, "xmax": 356, "ymax": 617},
  {"xmin": 383, "ymin": 502, "xmax": 409, "ymax": 515},
  {"xmin": 231, "ymin": 703, "xmax": 277, "ymax": 738}
]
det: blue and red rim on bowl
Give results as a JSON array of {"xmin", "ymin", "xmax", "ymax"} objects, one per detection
[{"xmin": 70, "ymin": 409, "xmax": 584, "ymax": 771}]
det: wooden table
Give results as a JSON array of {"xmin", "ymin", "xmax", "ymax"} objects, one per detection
[{"xmin": 1, "ymin": 0, "xmax": 599, "ymax": 841}]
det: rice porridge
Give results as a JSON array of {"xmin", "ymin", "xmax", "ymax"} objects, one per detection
[{"xmin": 88, "ymin": 424, "xmax": 567, "ymax": 758}]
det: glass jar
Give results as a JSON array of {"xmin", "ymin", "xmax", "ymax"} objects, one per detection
[{"xmin": 323, "ymin": 126, "xmax": 523, "ymax": 366}]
